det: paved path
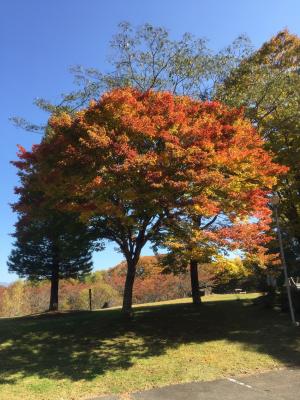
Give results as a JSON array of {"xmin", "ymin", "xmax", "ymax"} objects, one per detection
[{"xmin": 90, "ymin": 369, "xmax": 300, "ymax": 400}]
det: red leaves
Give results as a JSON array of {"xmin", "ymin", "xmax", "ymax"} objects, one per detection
[{"xmin": 12, "ymin": 88, "xmax": 287, "ymax": 258}]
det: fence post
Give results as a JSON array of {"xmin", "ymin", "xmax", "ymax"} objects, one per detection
[{"xmin": 89, "ymin": 288, "xmax": 92, "ymax": 311}]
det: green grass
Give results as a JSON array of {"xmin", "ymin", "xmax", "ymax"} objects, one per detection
[{"xmin": 0, "ymin": 293, "xmax": 299, "ymax": 400}]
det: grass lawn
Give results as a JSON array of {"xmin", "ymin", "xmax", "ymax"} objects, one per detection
[{"xmin": 0, "ymin": 293, "xmax": 300, "ymax": 400}]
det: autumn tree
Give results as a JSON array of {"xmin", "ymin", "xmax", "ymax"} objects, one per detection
[
  {"xmin": 158, "ymin": 221, "xmax": 219, "ymax": 304},
  {"xmin": 106, "ymin": 255, "xmax": 190, "ymax": 304},
  {"xmin": 158, "ymin": 205, "xmax": 281, "ymax": 305},
  {"xmin": 217, "ymin": 30, "xmax": 300, "ymax": 257},
  {"xmin": 16, "ymin": 88, "xmax": 284, "ymax": 314}
]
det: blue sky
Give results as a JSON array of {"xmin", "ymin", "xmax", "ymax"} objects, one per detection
[{"xmin": 1, "ymin": 0, "xmax": 300, "ymax": 283}]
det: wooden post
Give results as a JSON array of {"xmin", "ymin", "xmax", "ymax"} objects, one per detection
[{"xmin": 89, "ymin": 288, "xmax": 92, "ymax": 311}]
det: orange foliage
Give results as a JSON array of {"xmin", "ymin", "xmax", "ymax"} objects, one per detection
[
  {"xmin": 15, "ymin": 89, "xmax": 285, "ymax": 222},
  {"xmin": 12, "ymin": 88, "xmax": 287, "ymax": 311}
]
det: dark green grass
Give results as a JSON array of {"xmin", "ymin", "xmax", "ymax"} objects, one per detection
[{"xmin": 0, "ymin": 294, "xmax": 299, "ymax": 400}]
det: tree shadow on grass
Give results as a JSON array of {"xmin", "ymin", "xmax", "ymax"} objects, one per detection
[{"xmin": 0, "ymin": 297, "xmax": 299, "ymax": 385}]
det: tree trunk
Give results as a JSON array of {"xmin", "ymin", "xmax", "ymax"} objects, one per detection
[
  {"xmin": 122, "ymin": 259, "xmax": 137, "ymax": 316},
  {"xmin": 49, "ymin": 262, "xmax": 59, "ymax": 311},
  {"xmin": 190, "ymin": 259, "xmax": 201, "ymax": 305}
]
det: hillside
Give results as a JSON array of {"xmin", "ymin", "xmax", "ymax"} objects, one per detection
[{"xmin": 0, "ymin": 294, "xmax": 299, "ymax": 400}]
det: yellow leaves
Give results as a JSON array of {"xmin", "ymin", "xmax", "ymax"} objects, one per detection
[
  {"xmin": 49, "ymin": 112, "xmax": 72, "ymax": 129},
  {"xmin": 85, "ymin": 127, "xmax": 111, "ymax": 148},
  {"xmin": 212, "ymin": 256, "xmax": 250, "ymax": 283},
  {"xmin": 193, "ymin": 202, "xmax": 219, "ymax": 217}
]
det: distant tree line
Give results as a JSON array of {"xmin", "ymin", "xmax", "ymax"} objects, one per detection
[{"xmin": 1, "ymin": 255, "xmax": 269, "ymax": 317}]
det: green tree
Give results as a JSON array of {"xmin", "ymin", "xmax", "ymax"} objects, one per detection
[
  {"xmin": 8, "ymin": 211, "xmax": 100, "ymax": 311},
  {"xmin": 217, "ymin": 30, "xmax": 300, "ymax": 252},
  {"xmin": 12, "ymin": 22, "xmax": 252, "ymax": 133}
]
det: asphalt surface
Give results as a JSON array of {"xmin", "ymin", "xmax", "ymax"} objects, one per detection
[{"xmin": 89, "ymin": 369, "xmax": 300, "ymax": 400}]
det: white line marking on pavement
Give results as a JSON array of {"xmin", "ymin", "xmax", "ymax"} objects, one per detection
[{"xmin": 227, "ymin": 378, "xmax": 253, "ymax": 389}]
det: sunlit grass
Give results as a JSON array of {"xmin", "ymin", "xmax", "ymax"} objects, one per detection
[{"xmin": 0, "ymin": 293, "xmax": 299, "ymax": 400}]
